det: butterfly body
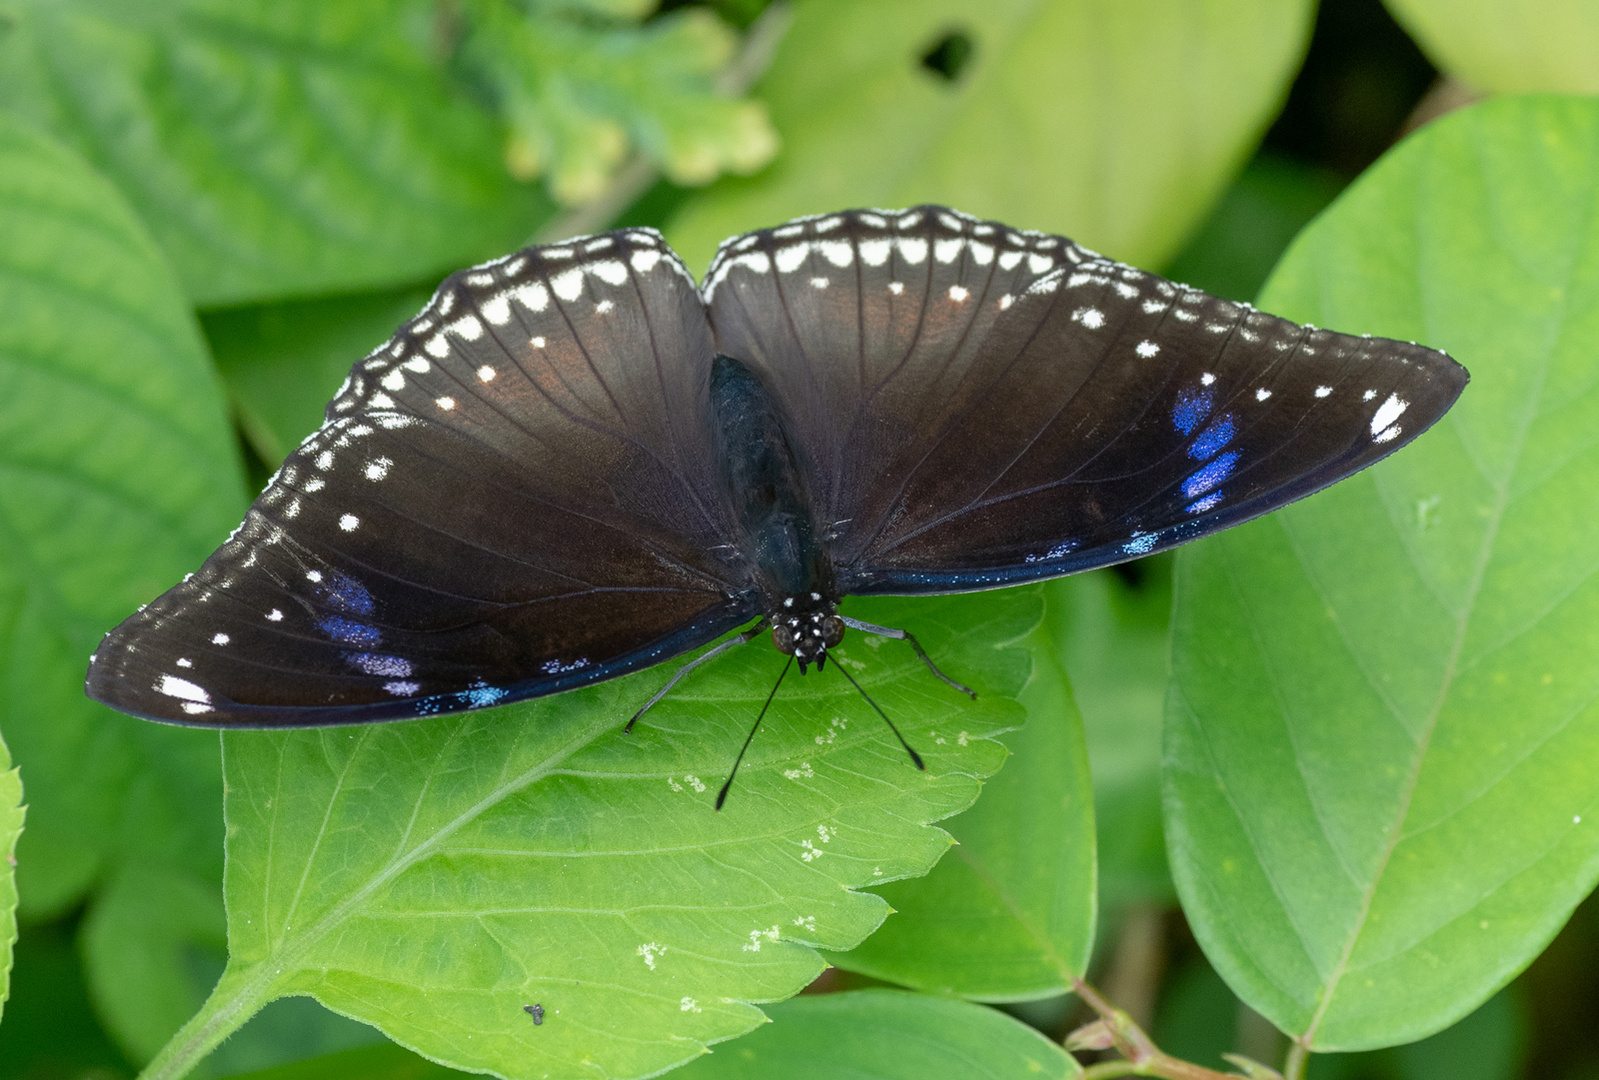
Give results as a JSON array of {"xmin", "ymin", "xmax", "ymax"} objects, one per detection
[{"xmin": 85, "ymin": 206, "xmax": 1468, "ymax": 728}]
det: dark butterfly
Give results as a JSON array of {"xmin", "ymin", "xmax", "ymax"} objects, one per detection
[{"xmin": 86, "ymin": 206, "xmax": 1467, "ymax": 765}]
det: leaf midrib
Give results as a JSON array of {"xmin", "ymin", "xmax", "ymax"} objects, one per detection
[{"xmin": 1296, "ymin": 226, "xmax": 1567, "ymax": 1049}]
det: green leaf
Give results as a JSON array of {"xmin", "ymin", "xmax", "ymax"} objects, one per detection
[
  {"xmin": 461, "ymin": 3, "xmax": 777, "ymax": 204},
  {"xmin": 204, "ymin": 285, "xmax": 436, "ymax": 467},
  {"xmin": 216, "ymin": 1042, "xmax": 469, "ymax": 1080},
  {"xmin": 670, "ymin": 988, "xmax": 1082, "ymax": 1080},
  {"xmin": 1384, "ymin": 0, "xmax": 1599, "ymax": 94},
  {"xmin": 0, "ymin": 727, "xmax": 21, "ymax": 1023},
  {"xmin": 1162, "ymin": 153, "xmax": 1345, "ymax": 304},
  {"xmin": 147, "ymin": 590, "xmax": 1036, "ymax": 1080},
  {"xmin": 828, "ymin": 607, "xmax": 1095, "ymax": 999},
  {"xmin": 0, "ymin": 114, "xmax": 246, "ymax": 1056},
  {"xmin": 666, "ymin": 0, "xmax": 1315, "ymax": 274},
  {"xmin": 1047, "ymin": 565, "xmax": 1175, "ymax": 916},
  {"xmin": 0, "ymin": 0, "xmax": 551, "ymax": 307},
  {"xmin": 1164, "ymin": 95, "xmax": 1599, "ymax": 1051}
]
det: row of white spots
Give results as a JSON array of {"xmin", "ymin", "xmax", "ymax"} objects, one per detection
[
  {"xmin": 666, "ymin": 774, "xmax": 707, "ymax": 793},
  {"xmin": 702, "ymin": 206, "xmax": 1082, "ymax": 302}
]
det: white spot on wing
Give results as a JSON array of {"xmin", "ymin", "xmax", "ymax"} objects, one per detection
[
  {"xmin": 551, "ymin": 269, "xmax": 584, "ymax": 301},
  {"xmin": 1136, "ymin": 340, "xmax": 1160, "ymax": 358},
  {"xmin": 1315, "ymin": 385, "xmax": 1332, "ymax": 398},
  {"xmin": 948, "ymin": 284, "xmax": 969, "ymax": 302},
  {"xmin": 512, "ymin": 283, "xmax": 549, "ymax": 312},
  {"xmin": 817, "ymin": 240, "xmax": 853, "ymax": 267},
  {"xmin": 775, "ymin": 244, "xmax": 809, "ymax": 273},
  {"xmin": 934, "ymin": 237, "xmax": 963, "ymax": 264},
  {"xmin": 631, "ymin": 249, "xmax": 662, "ymax": 273},
  {"xmin": 810, "ymin": 276, "xmax": 829, "ymax": 289},
  {"xmin": 1073, "ymin": 307, "xmax": 1105, "ymax": 329},
  {"xmin": 478, "ymin": 366, "xmax": 496, "ymax": 382},
  {"xmin": 590, "ymin": 260, "xmax": 627, "ymax": 286},
  {"xmin": 1371, "ymin": 393, "xmax": 1409, "ymax": 435},
  {"xmin": 1256, "ymin": 388, "xmax": 1272, "ymax": 401},
  {"xmin": 267, "ymin": 609, "xmax": 283, "ymax": 621},
  {"xmin": 436, "ymin": 396, "xmax": 456, "ymax": 410},
  {"xmin": 157, "ymin": 675, "xmax": 210, "ymax": 705},
  {"xmin": 339, "ymin": 514, "xmax": 359, "ymax": 532},
  {"xmin": 897, "ymin": 237, "xmax": 928, "ymax": 264},
  {"xmin": 381, "ymin": 370, "xmax": 405, "ymax": 391},
  {"xmin": 211, "ymin": 633, "xmax": 230, "ymax": 645},
  {"xmin": 480, "ymin": 294, "xmax": 510, "ymax": 324},
  {"xmin": 888, "ymin": 281, "xmax": 904, "ymax": 295},
  {"xmin": 858, "ymin": 239, "xmax": 891, "ymax": 266}
]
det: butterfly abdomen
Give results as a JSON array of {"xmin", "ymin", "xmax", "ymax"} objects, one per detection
[{"xmin": 708, "ymin": 355, "xmax": 835, "ymax": 607}]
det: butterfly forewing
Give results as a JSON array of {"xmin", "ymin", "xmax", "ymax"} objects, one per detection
[
  {"xmin": 88, "ymin": 229, "xmax": 757, "ymax": 726},
  {"xmin": 703, "ymin": 206, "xmax": 1467, "ymax": 593}
]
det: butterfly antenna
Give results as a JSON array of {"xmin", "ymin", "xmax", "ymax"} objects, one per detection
[
  {"xmin": 716, "ymin": 655, "xmax": 793, "ymax": 810},
  {"xmin": 834, "ymin": 660, "xmax": 925, "ymax": 771}
]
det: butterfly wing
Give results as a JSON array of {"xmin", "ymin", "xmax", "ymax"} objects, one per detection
[
  {"xmin": 88, "ymin": 229, "xmax": 758, "ymax": 727},
  {"xmin": 703, "ymin": 206, "xmax": 1468, "ymax": 594}
]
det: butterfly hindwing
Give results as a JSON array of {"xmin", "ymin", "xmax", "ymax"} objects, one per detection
[
  {"xmin": 88, "ymin": 229, "xmax": 757, "ymax": 726},
  {"xmin": 703, "ymin": 206, "xmax": 1468, "ymax": 593}
]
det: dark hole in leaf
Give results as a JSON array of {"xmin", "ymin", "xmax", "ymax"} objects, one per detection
[{"xmin": 921, "ymin": 30, "xmax": 975, "ymax": 82}]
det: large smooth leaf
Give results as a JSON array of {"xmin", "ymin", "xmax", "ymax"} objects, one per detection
[
  {"xmin": 0, "ymin": 728, "xmax": 20, "ymax": 1023},
  {"xmin": 204, "ymin": 285, "xmax": 435, "ymax": 467},
  {"xmin": 671, "ymin": 989, "xmax": 1082, "ymax": 1080},
  {"xmin": 666, "ymin": 0, "xmax": 1314, "ymax": 274},
  {"xmin": 1384, "ymin": 0, "xmax": 1599, "ymax": 94},
  {"xmin": 1164, "ymin": 95, "xmax": 1599, "ymax": 1051},
  {"xmin": 828, "ymin": 600, "xmax": 1095, "ymax": 999},
  {"xmin": 1047, "ymin": 566, "xmax": 1175, "ymax": 916},
  {"xmin": 0, "ymin": 115, "xmax": 246, "ymax": 1056},
  {"xmin": 0, "ymin": 0, "xmax": 550, "ymax": 307},
  {"xmin": 147, "ymin": 591, "xmax": 1036, "ymax": 1080}
]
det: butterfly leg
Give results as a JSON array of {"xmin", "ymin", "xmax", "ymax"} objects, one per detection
[
  {"xmin": 626, "ymin": 618, "xmax": 770, "ymax": 732},
  {"xmin": 838, "ymin": 617, "xmax": 976, "ymax": 699}
]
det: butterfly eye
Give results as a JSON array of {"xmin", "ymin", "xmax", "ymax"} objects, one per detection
[
  {"xmin": 771, "ymin": 623, "xmax": 797, "ymax": 655},
  {"xmin": 822, "ymin": 615, "xmax": 845, "ymax": 649}
]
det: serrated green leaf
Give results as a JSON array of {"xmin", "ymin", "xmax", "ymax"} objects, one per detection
[
  {"xmin": 671, "ymin": 988, "xmax": 1082, "ymax": 1079},
  {"xmin": 666, "ymin": 0, "xmax": 1313, "ymax": 274},
  {"xmin": 1047, "ymin": 566, "xmax": 1175, "ymax": 916},
  {"xmin": 1384, "ymin": 0, "xmax": 1599, "ymax": 94},
  {"xmin": 461, "ymin": 3, "xmax": 777, "ymax": 204},
  {"xmin": 0, "ymin": 0, "xmax": 551, "ymax": 307},
  {"xmin": 0, "ymin": 114, "xmax": 246, "ymax": 1059},
  {"xmin": 1164, "ymin": 95, "xmax": 1599, "ymax": 1051},
  {"xmin": 204, "ymin": 285, "xmax": 436, "ymax": 467},
  {"xmin": 828, "ymin": 607, "xmax": 1095, "ymax": 1000},
  {"xmin": 146, "ymin": 590, "xmax": 1036, "ymax": 1080},
  {"xmin": 0, "ymin": 727, "xmax": 22, "ymax": 1024}
]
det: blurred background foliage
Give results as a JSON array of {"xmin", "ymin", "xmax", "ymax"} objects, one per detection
[{"xmin": 1, "ymin": 0, "xmax": 1598, "ymax": 1078}]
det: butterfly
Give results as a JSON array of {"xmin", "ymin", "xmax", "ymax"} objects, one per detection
[{"xmin": 86, "ymin": 205, "xmax": 1467, "ymax": 770}]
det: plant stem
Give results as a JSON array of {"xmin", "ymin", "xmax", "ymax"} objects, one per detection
[
  {"xmin": 1282, "ymin": 1042, "xmax": 1310, "ymax": 1080},
  {"xmin": 137, "ymin": 966, "xmax": 275, "ymax": 1080},
  {"xmin": 1070, "ymin": 978, "xmax": 1278, "ymax": 1080}
]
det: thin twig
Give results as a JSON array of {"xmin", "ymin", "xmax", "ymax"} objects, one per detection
[
  {"xmin": 1282, "ymin": 1042, "xmax": 1310, "ymax": 1080},
  {"xmin": 1101, "ymin": 903, "xmax": 1167, "ymax": 1031},
  {"xmin": 533, "ymin": 1, "xmax": 792, "ymax": 244},
  {"xmin": 1070, "ymin": 978, "xmax": 1280, "ymax": 1080}
]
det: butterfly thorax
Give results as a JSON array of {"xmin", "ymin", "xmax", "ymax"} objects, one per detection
[{"xmin": 708, "ymin": 354, "xmax": 842, "ymax": 672}]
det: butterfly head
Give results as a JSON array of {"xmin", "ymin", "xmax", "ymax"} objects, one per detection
[{"xmin": 771, "ymin": 595, "xmax": 845, "ymax": 674}]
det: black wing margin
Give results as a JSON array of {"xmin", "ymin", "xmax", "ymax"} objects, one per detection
[
  {"xmin": 89, "ymin": 228, "xmax": 757, "ymax": 727},
  {"xmin": 703, "ymin": 205, "xmax": 1468, "ymax": 594}
]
